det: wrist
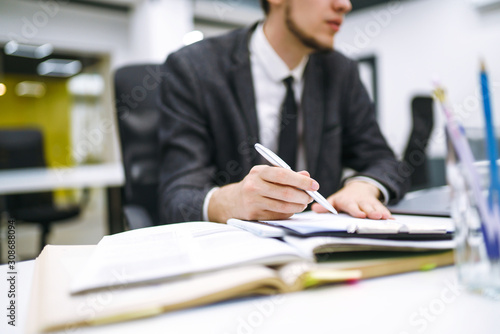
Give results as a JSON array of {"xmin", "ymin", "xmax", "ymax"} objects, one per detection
[{"xmin": 207, "ymin": 184, "xmax": 237, "ymax": 223}]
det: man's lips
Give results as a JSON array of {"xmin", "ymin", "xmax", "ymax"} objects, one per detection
[{"xmin": 327, "ymin": 19, "xmax": 343, "ymax": 32}]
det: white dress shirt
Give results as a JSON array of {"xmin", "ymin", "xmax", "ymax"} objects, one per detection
[
  {"xmin": 249, "ymin": 22, "xmax": 308, "ymax": 172},
  {"xmin": 202, "ymin": 23, "xmax": 388, "ymax": 221}
]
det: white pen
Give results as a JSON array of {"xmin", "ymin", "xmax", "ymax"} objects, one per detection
[{"xmin": 254, "ymin": 143, "xmax": 338, "ymax": 215}]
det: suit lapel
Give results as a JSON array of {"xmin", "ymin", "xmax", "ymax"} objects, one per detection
[
  {"xmin": 228, "ymin": 24, "xmax": 261, "ymax": 164},
  {"xmin": 302, "ymin": 56, "xmax": 326, "ymax": 175},
  {"xmin": 229, "ymin": 63, "xmax": 259, "ymax": 141}
]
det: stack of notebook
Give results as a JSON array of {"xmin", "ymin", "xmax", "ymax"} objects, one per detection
[{"xmin": 26, "ymin": 212, "xmax": 455, "ymax": 333}]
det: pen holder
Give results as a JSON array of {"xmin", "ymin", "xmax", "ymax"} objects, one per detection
[{"xmin": 446, "ymin": 129, "xmax": 500, "ymax": 298}]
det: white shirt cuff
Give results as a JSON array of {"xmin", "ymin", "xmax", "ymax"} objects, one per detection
[
  {"xmin": 202, "ymin": 187, "xmax": 220, "ymax": 221},
  {"xmin": 344, "ymin": 176, "xmax": 389, "ymax": 205}
]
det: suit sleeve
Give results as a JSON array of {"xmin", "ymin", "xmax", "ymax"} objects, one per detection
[
  {"xmin": 158, "ymin": 51, "xmax": 216, "ymax": 223},
  {"xmin": 340, "ymin": 60, "xmax": 409, "ymax": 204}
]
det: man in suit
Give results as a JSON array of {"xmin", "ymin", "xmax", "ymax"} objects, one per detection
[{"xmin": 158, "ymin": 0, "xmax": 409, "ymax": 224}]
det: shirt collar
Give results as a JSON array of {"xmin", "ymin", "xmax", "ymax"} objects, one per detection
[{"xmin": 250, "ymin": 22, "xmax": 309, "ymax": 83}]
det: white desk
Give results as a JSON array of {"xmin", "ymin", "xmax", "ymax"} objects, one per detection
[
  {"xmin": 0, "ymin": 163, "xmax": 124, "ymax": 195},
  {"xmin": 0, "ymin": 163, "xmax": 125, "ymax": 234},
  {"xmin": 1, "ymin": 260, "xmax": 498, "ymax": 334}
]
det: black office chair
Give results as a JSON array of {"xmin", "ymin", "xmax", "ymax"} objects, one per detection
[
  {"xmin": 402, "ymin": 96, "xmax": 435, "ymax": 191},
  {"xmin": 0, "ymin": 128, "xmax": 88, "ymax": 251},
  {"xmin": 115, "ymin": 64, "xmax": 162, "ymax": 229}
]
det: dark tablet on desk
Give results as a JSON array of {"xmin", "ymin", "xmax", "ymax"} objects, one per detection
[{"xmin": 387, "ymin": 186, "xmax": 451, "ymax": 217}]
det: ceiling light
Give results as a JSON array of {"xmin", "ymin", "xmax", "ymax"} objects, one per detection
[
  {"xmin": 4, "ymin": 41, "xmax": 53, "ymax": 59},
  {"xmin": 15, "ymin": 81, "xmax": 46, "ymax": 98},
  {"xmin": 0, "ymin": 83, "xmax": 6, "ymax": 96},
  {"xmin": 183, "ymin": 30, "xmax": 204, "ymax": 46},
  {"xmin": 37, "ymin": 59, "xmax": 82, "ymax": 77}
]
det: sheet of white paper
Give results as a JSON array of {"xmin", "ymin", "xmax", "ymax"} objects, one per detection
[
  {"xmin": 71, "ymin": 222, "xmax": 308, "ymax": 294},
  {"xmin": 261, "ymin": 211, "xmax": 454, "ymax": 235}
]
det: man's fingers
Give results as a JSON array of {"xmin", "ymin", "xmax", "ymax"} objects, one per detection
[
  {"xmin": 263, "ymin": 183, "xmax": 312, "ymax": 205},
  {"xmin": 260, "ymin": 167, "xmax": 319, "ymax": 191},
  {"xmin": 336, "ymin": 200, "xmax": 366, "ymax": 218},
  {"xmin": 346, "ymin": 205, "xmax": 367, "ymax": 219},
  {"xmin": 370, "ymin": 203, "xmax": 392, "ymax": 220},
  {"xmin": 246, "ymin": 169, "xmax": 312, "ymax": 205},
  {"xmin": 297, "ymin": 170, "xmax": 310, "ymax": 177},
  {"xmin": 358, "ymin": 202, "xmax": 381, "ymax": 219},
  {"xmin": 358, "ymin": 200, "xmax": 392, "ymax": 220},
  {"xmin": 311, "ymin": 202, "xmax": 328, "ymax": 213},
  {"xmin": 297, "ymin": 170, "xmax": 314, "ymax": 203},
  {"xmin": 261, "ymin": 197, "xmax": 308, "ymax": 214}
]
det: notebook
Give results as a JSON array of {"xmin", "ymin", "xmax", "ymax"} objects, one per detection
[{"xmin": 230, "ymin": 211, "xmax": 454, "ymax": 240}]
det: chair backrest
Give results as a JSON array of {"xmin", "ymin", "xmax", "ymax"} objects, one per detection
[
  {"xmin": 115, "ymin": 64, "xmax": 162, "ymax": 225},
  {"xmin": 403, "ymin": 96, "xmax": 434, "ymax": 190},
  {"xmin": 0, "ymin": 128, "xmax": 53, "ymax": 209}
]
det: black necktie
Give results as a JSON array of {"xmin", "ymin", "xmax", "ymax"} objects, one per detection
[{"xmin": 278, "ymin": 76, "xmax": 298, "ymax": 171}]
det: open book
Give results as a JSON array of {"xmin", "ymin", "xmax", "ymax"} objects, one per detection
[
  {"xmin": 70, "ymin": 222, "xmax": 312, "ymax": 294},
  {"xmin": 27, "ymin": 245, "xmax": 454, "ymax": 333},
  {"xmin": 71, "ymin": 217, "xmax": 454, "ymax": 294}
]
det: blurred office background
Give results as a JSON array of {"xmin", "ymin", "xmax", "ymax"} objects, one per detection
[{"xmin": 0, "ymin": 0, "xmax": 499, "ymax": 260}]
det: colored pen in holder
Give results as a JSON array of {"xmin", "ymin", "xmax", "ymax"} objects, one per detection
[
  {"xmin": 480, "ymin": 61, "xmax": 500, "ymax": 262},
  {"xmin": 435, "ymin": 78, "xmax": 500, "ymax": 296}
]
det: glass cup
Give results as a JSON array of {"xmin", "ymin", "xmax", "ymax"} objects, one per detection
[{"xmin": 446, "ymin": 128, "xmax": 500, "ymax": 298}]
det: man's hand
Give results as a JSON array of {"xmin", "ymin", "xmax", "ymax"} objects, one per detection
[
  {"xmin": 208, "ymin": 165, "xmax": 318, "ymax": 223},
  {"xmin": 312, "ymin": 180, "xmax": 392, "ymax": 220}
]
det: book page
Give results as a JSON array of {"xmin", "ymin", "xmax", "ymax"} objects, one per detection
[
  {"xmin": 71, "ymin": 222, "xmax": 309, "ymax": 294},
  {"xmin": 261, "ymin": 211, "xmax": 454, "ymax": 235}
]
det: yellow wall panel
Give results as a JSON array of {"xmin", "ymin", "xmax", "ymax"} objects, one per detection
[{"xmin": 0, "ymin": 74, "xmax": 73, "ymax": 168}]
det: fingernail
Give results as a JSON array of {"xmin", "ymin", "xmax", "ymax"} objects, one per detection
[{"xmin": 312, "ymin": 180, "xmax": 320, "ymax": 191}]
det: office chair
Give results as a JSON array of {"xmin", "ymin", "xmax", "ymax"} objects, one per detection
[
  {"xmin": 0, "ymin": 128, "xmax": 88, "ymax": 251},
  {"xmin": 115, "ymin": 64, "xmax": 162, "ymax": 229},
  {"xmin": 402, "ymin": 96, "xmax": 435, "ymax": 191}
]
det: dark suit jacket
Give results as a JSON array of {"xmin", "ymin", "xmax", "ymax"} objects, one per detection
[{"xmin": 158, "ymin": 24, "xmax": 409, "ymax": 223}]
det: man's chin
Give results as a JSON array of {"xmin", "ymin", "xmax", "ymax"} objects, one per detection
[
  {"xmin": 310, "ymin": 40, "xmax": 334, "ymax": 53},
  {"xmin": 286, "ymin": 13, "xmax": 333, "ymax": 53},
  {"xmin": 300, "ymin": 37, "xmax": 333, "ymax": 53}
]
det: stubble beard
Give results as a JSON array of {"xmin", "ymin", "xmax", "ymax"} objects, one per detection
[{"xmin": 285, "ymin": 2, "xmax": 334, "ymax": 53}]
